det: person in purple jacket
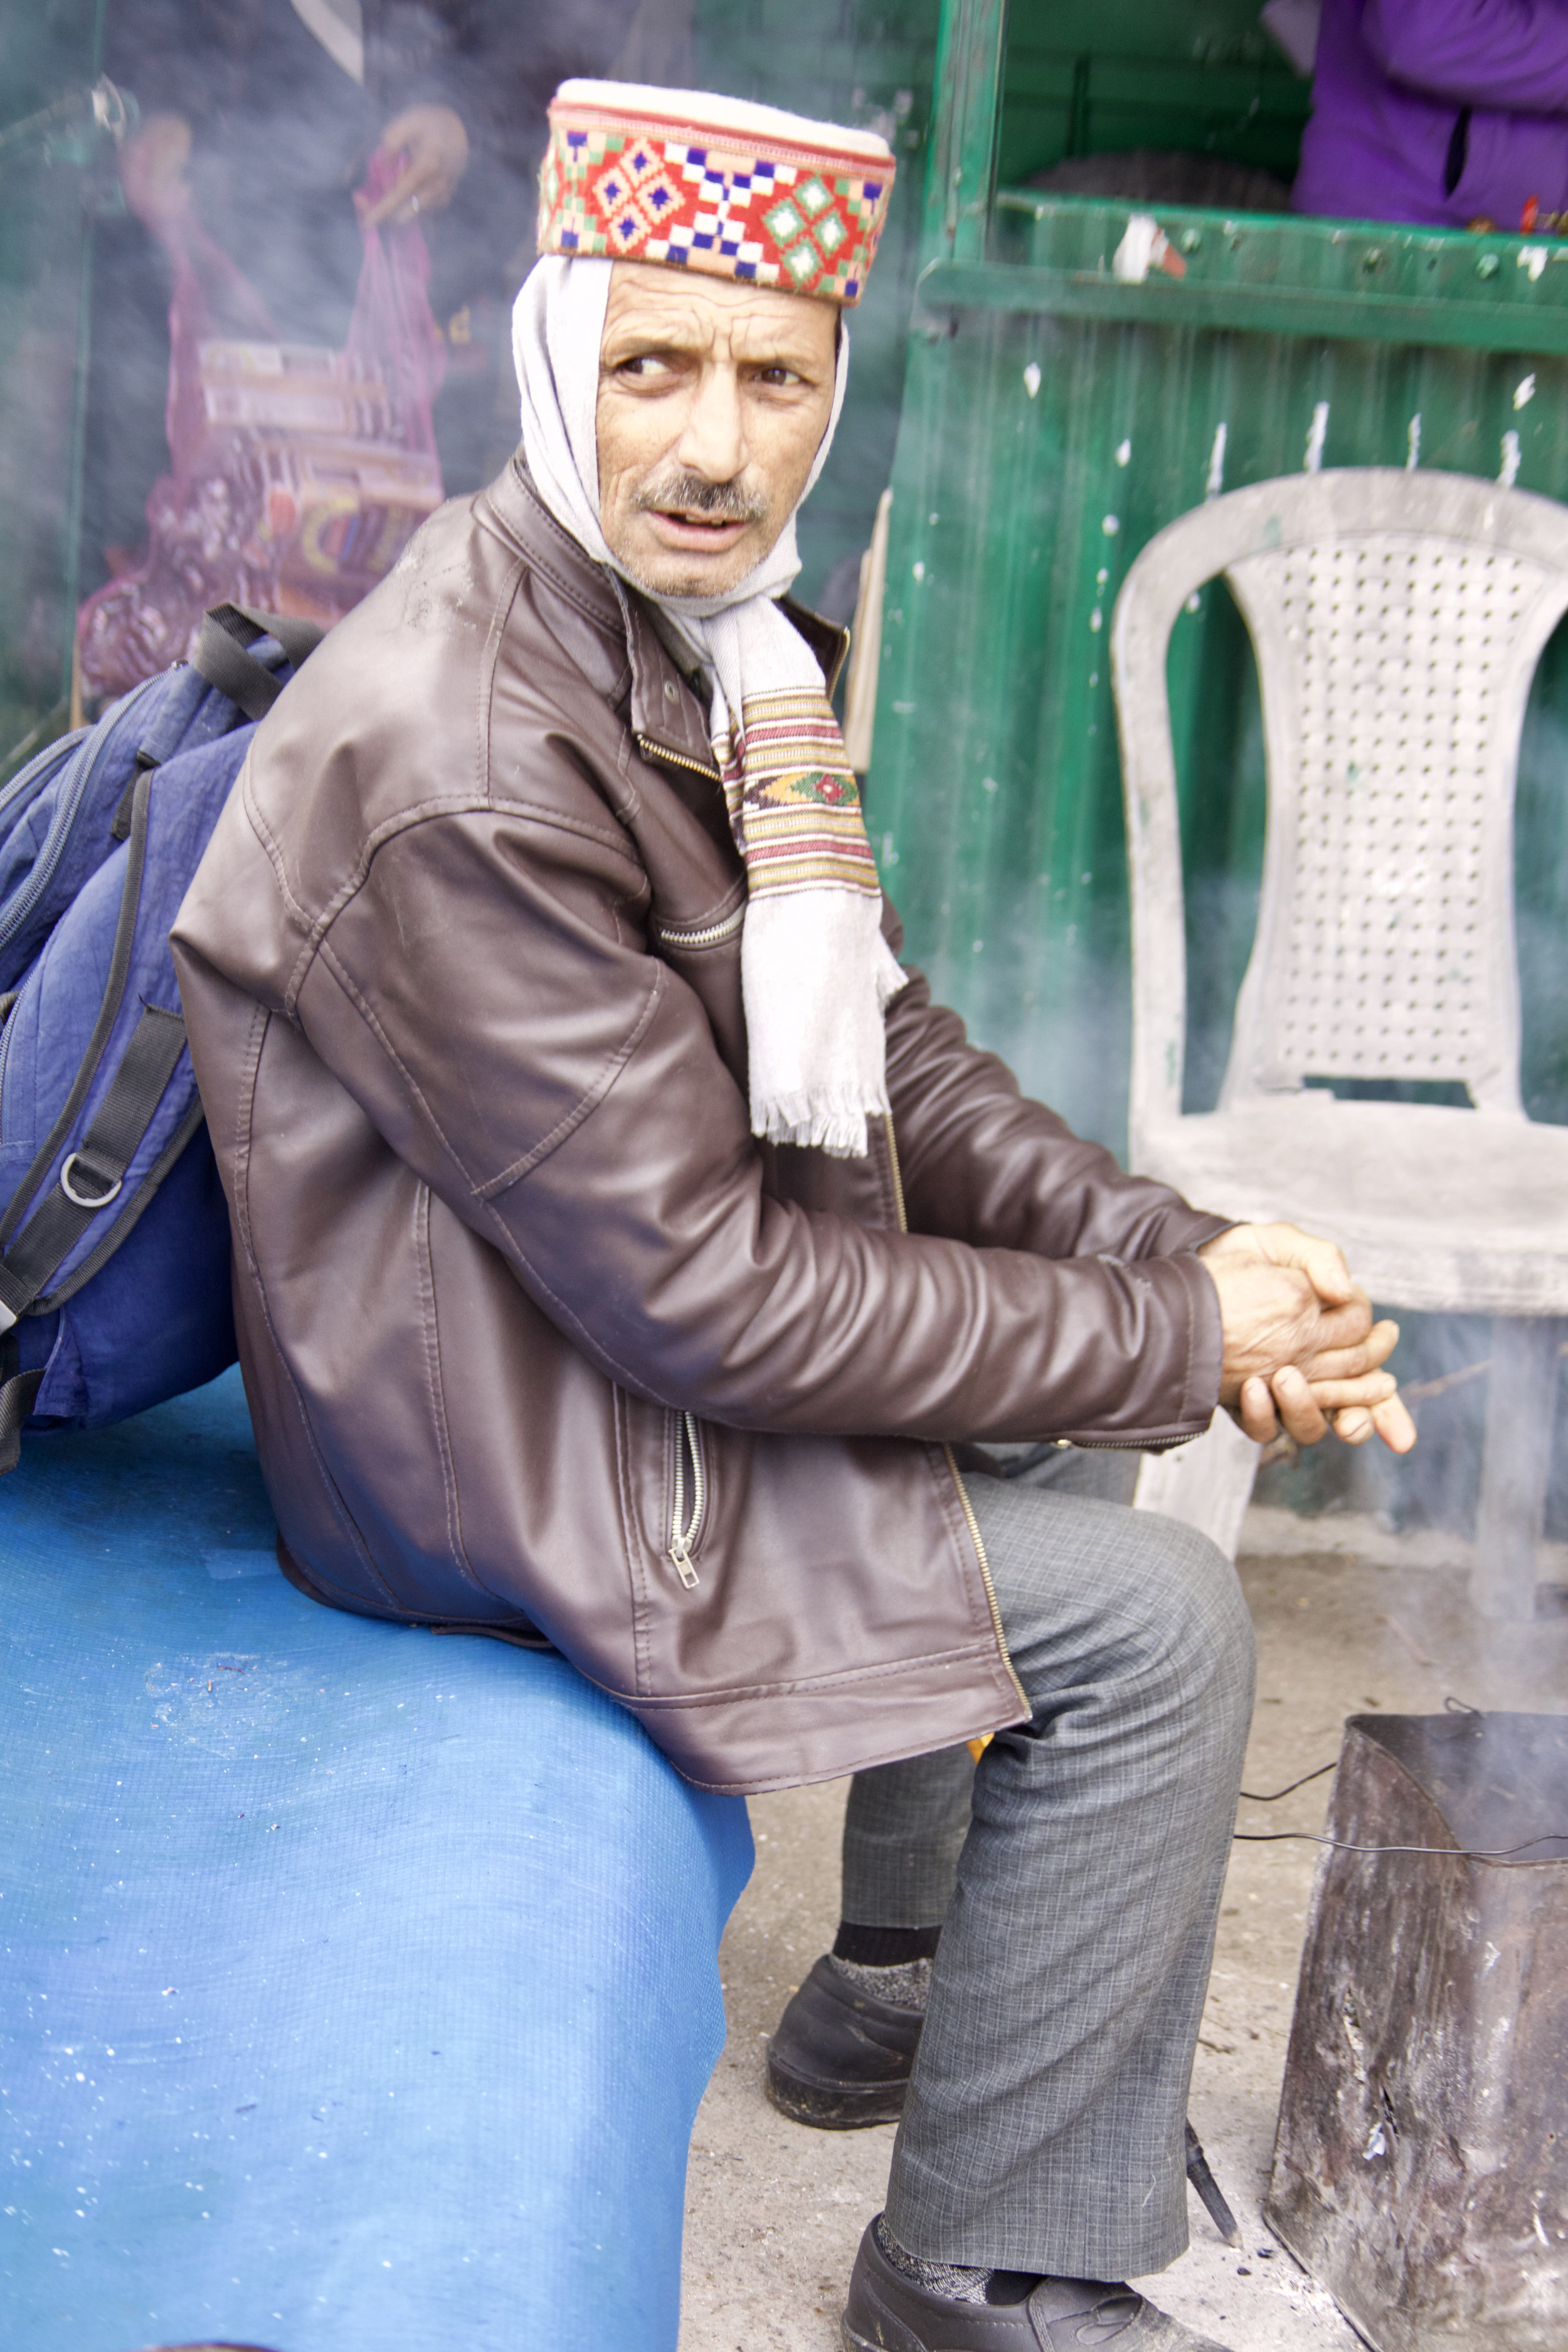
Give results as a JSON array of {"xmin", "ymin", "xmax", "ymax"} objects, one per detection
[{"xmin": 1295, "ymin": 0, "xmax": 1568, "ymax": 232}]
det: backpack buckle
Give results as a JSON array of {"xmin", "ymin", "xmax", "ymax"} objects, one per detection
[{"xmin": 60, "ymin": 1151, "xmax": 122, "ymax": 1210}]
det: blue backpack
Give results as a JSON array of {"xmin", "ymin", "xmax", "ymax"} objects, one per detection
[{"xmin": 0, "ymin": 606, "xmax": 320, "ymax": 1470}]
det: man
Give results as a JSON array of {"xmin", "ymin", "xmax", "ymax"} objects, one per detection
[
  {"xmin": 172, "ymin": 82, "xmax": 1412, "ymax": 2352},
  {"xmin": 87, "ymin": 0, "xmax": 650, "ymax": 592},
  {"xmin": 1295, "ymin": 0, "xmax": 1568, "ymax": 233}
]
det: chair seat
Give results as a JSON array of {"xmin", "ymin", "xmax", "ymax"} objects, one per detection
[{"xmin": 1138, "ymin": 1096, "xmax": 1568, "ymax": 1316}]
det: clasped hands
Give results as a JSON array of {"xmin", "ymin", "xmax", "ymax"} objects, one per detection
[{"xmin": 1197, "ymin": 1222, "xmax": 1416, "ymax": 1454}]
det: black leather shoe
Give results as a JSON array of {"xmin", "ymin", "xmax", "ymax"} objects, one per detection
[
  {"xmin": 765, "ymin": 1954, "xmax": 922, "ymax": 2127},
  {"xmin": 840, "ymin": 2218, "xmax": 1234, "ymax": 2351}
]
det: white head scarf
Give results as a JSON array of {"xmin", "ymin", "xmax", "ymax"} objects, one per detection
[{"xmin": 512, "ymin": 256, "xmax": 905, "ymax": 1159}]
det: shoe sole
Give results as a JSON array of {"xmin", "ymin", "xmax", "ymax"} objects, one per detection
[
  {"xmin": 840, "ymin": 2324, "xmax": 879, "ymax": 2352},
  {"xmin": 765, "ymin": 2056, "xmax": 909, "ymax": 2129}
]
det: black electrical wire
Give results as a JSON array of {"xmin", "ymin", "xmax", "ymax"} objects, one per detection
[
  {"xmin": 1230, "ymin": 1698, "xmax": 1568, "ymax": 1859},
  {"xmin": 1238, "ymin": 1760, "xmax": 1338, "ymax": 1803},
  {"xmin": 1232, "ymin": 1828, "xmax": 1568, "ymax": 1858}
]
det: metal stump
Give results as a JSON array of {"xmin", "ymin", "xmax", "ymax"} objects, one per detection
[{"xmin": 1266, "ymin": 1712, "xmax": 1568, "ymax": 2350}]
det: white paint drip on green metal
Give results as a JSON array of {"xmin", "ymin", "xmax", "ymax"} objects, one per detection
[{"xmin": 1305, "ymin": 401, "xmax": 1329, "ymax": 473}]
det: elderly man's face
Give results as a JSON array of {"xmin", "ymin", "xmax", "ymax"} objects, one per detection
[{"xmin": 596, "ymin": 262, "xmax": 838, "ymax": 597}]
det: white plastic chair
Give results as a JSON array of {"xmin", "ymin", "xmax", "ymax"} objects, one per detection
[{"xmin": 1116, "ymin": 469, "xmax": 1568, "ymax": 1618}]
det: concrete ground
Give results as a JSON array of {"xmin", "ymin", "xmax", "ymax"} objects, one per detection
[{"xmin": 678, "ymin": 1512, "xmax": 1568, "ymax": 2352}]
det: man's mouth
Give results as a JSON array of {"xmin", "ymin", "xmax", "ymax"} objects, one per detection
[
  {"xmin": 632, "ymin": 473, "xmax": 768, "ymax": 554},
  {"xmin": 657, "ymin": 506, "xmax": 746, "ymax": 533},
  {"xmin": 644, "ymin": 506, "xmax": 755, "ymax": 553}
]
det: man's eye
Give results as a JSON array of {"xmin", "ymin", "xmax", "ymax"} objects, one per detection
[
  {"xmin": 756, "ymin": 365, "xmax": 803, "ymax": 387},
  {"xmin": 620, "ymin": 353, "xmax": 673, "ymax": 379}
]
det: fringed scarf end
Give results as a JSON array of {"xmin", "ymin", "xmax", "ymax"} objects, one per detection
[{"xmin": 752, "ymin": 1086, "xmax": 893, "ymax": 1160}]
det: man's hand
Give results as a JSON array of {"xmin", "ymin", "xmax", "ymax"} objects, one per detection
[
  {"xmin": 1198, "ymin": 1222, "xmax": 1416, "ymax": 1454},
  {"xmin": 362, "ymin": 105, "xmax": 470, "ymax": 229}
]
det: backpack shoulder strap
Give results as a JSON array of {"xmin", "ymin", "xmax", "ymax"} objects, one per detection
[
  {"xmin": 0, "ymin": 1002, "xmax": 191, "ymax": 1336},
  {"xmin": 0, "ymin": 993, "xmax": 199, "ymax": 1470},
  {"xmin": 191, "ymin": 604, "xmax": 326, "ymax": 723}
]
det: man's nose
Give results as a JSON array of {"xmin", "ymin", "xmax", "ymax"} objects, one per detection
[{"xmin": 675, "ymin": 361, "xmax": 747, "ymax": 484}]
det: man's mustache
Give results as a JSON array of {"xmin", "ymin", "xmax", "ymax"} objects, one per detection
[{"xmin": 632, "ymin": 469, "xmax": 768, "ymax": 525}]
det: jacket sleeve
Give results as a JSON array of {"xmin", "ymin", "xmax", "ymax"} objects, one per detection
[
  {"xmin": 883, "ymin": 957, "xmax": 1231, "ymax": 1266},
  {"xmin": 1362, "ymin": 0, "xmax": 1568, "ymax": 112},
  {"xmin": 294, "ymin": 780, "xmax": 1222, "ymax": 1450}
]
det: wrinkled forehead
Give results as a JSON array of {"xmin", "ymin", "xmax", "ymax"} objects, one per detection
[{"xmin": 601, "ymin": 262, "xmax": 840, "ymax": 366}]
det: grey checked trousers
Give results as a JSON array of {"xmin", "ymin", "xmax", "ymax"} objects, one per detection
[{"xmin": 864, "ymin": 1461, "xmax": 1255, "ymax": 2281}]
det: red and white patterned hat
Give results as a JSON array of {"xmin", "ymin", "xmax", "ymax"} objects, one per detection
[{"xmin": 537, "ymin": 80, "xmax": 896, "ymax": 307}]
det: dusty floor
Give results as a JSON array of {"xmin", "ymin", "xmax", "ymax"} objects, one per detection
[{"xmin": 677, "ymin": 1512, "xmax": 1568, "ymax": 2352}]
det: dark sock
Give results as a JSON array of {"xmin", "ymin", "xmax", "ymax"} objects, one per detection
[{"xmin": 832, "ymin": 1919, "xmax": 941, "ymax": 1965}]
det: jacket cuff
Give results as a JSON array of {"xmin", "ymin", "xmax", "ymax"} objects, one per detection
[
  {"xmin": 1168, "ymin": 1244, "xmax": 1226, "ymax": 1431},
  {"xmin": 1049, "ymin": 1244, "xmax": 1225, "ymax": 1451},
  {"xmin": 1148, "ymin": 1207, "xmax": 1236, "ymax": 1259}
]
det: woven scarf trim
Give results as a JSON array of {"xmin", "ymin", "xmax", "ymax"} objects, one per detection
[{"xmin": 718, "ymin": 687, "xmax": 882, "ymax": 901}]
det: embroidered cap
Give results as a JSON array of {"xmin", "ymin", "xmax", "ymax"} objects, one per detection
[{"xmin": 538, "ymin": 80, "xmax": 896, "ymax": 306}]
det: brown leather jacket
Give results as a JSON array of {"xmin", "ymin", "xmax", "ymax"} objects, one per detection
[{"xmin": 171, "ymin": 459, "xmax": 1227, "ymax": 1794}]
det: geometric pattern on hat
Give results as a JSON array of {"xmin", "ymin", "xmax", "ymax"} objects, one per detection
[{"xmin": 539, "ymin": 79, "xmax": 896, "ymax": 307}]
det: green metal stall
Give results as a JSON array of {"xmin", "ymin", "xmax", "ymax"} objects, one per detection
[{"xmin": 869, "ymin": 0, "xmax": 1568, "ymax": 1167}]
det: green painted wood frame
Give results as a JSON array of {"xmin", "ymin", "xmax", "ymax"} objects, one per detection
[{"xmin": 868, "ymin": 0, "xmax": 1568, "ymax": 1166}]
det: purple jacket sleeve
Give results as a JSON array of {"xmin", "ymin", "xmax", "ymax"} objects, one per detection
[{"xmin": 1364, "ymin": 0, "xmax": 1568, "ymax": 112}]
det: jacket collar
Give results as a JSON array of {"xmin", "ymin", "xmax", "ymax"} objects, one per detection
[{"xmin": 477, "ymin": 455, "xmax": 850, "ymax": 775}]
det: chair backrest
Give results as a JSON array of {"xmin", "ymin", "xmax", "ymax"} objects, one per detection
[{"xmin": 1112, "ymin": 470, "xmax": 1568, "ymax": 1157}]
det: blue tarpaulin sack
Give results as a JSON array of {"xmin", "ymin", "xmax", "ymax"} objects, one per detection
[{"xmin": 0, "ymin": 605, "xmax": 319, "ymax": 1468}]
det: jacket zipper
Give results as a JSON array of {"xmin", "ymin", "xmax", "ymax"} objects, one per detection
[
  {"xmin": 881, "ymin": 1113, "xmax": 1027, "ymax": 1715},
  {"xmin": 669, "ymin": 1409, "xmax": 705, "ymax": 1589},
  {"xmin": 634, "ymin": 730, "xmax": 720, "ymax": 784},
  {"xmin": 654, "ymin": 903, "xmax": 745, "ymax": 951},
  {"xmin": 634, "ymin": 730, "xmax": 742, "ymax": 951},
  {"xmin": 1073, "ymin": 1433, "xmax": 1187, "ymax": 1452},
  {"xmin": 941, "ymin": 1440, "xmax": 1027, "ymax": 1714},
  {"xmin": 882, "ymin": 1106, "xmax": 908, "ymax": 1232}
]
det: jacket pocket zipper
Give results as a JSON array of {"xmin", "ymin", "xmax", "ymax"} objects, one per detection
[
  {"xmin": 1073, "ymin": 1433, "xmax": 1187, "ymax": 1453},
  {"xmin": 653, "ymin": 903, "xmax": 745, "ymax": 952},
  {"xmin": 669, "ymin": 1409, "xmax": 706, "ymax": 1589}
]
